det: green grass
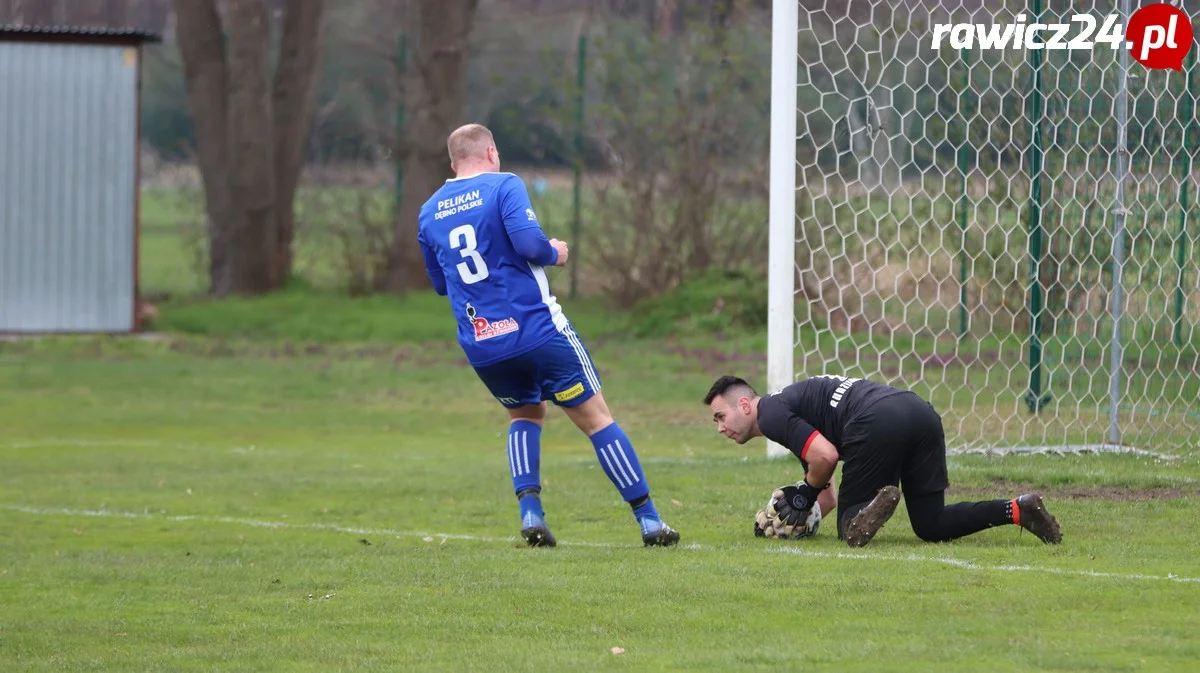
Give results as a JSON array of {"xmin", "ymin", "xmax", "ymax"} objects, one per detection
[
  {"xmin": 2, "ymin": 331, "xmax": 1200, "ymax": 671},
  {"xmin": 140, "ymin": 189, "xmax": 207, "ymax": 297},
  {"xmin": 8, "ymin": 186, "xmax": 1191, "ymax": 668}
]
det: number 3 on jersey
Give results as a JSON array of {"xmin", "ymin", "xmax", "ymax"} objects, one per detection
[{"xmin": 449, "ymin": 224, "xmax": 489, "ymax": 284}]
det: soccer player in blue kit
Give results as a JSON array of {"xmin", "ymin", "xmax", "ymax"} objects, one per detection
[{"xmin": 417, "ymin": 124, "xmax": 681, "ymax": 548}]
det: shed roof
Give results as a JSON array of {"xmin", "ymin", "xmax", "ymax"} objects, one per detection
[{"xmin": 0, "ymin": 24, "xmax": 162, "ymax": 44}]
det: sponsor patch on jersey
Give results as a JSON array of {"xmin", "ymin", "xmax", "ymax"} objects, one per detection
[
  {"xmin": 526, "ymin": 208, "xmax": 537, "ymax": 221},
  {"xmin": 434, "ymin": 189, "xmax": 484, "ymax": 220},
  {"xmin": 554, "ymin": 382, "xmax": 585, "ymax": 402},
  {"xmin": 472, "ymin": 315, "xmax": 519, "ymax": 341}
]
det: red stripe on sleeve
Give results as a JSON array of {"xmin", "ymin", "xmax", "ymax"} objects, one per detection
[{"xmin": 800, "ymin": 430, "xmax": 819, "ymax": 461}]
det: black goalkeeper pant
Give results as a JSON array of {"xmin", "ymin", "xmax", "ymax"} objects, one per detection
[
  {"xmin": 832, "ymin": 392, "xmax": 1013, "ymax": 542},
  {"xmin": 837, "ymin": 490, "xmax": 1013, "ymax": 542}
]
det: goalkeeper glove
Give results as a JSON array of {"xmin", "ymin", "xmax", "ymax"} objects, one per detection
[{"xmin": 773, "ymin": 480, "xmax": 825, "ymax": 525}]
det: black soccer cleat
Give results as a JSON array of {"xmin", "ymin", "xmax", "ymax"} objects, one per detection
[
  {"xmin": 641, "ymin": 520, "xmax": 681, "ymax": 547},
  {"xmin": 521, "ymin": 514, "xmax": 557, "ymax": 548},
  {"xmin": 844, "ymin": 485, "xmax": 902, "ymax": 548},
  {"xmin": 1015, "ymin": 494, "xmax": 1062, "ymax": 544}
]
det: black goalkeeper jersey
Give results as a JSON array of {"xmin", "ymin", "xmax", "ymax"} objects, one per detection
[{"xmin": 756, "ymin": 376, "xmax": 905, "ymax": 462}]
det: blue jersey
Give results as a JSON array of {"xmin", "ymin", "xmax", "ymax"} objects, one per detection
[{"xmin": 417, "ymin": 172, "xmax": 569, "ymax": 367}]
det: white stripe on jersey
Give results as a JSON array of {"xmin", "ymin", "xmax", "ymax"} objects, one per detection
[
  {"xmin": 444, "ymin": 171, "xmax": 522, "ymax": 183},
  {"xmin": 528, "ymin": 262, "xmax": 569, "ymax": 332}
]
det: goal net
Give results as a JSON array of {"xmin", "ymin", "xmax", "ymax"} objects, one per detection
[{"xmin": 768, "ymin": 0, "xmax": 1200, "ymax": 458}]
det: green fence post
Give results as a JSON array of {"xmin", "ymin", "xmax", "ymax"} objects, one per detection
[
  {"xmin": 1174, "ymin": 47, "xmax": 1197, "ymax": 346},
  {"xmin": 1024, "ymin": 0, "xmax": 1050, "ymax": 413},
  {"xmin": 957, "ymin": 47, "xmax": 971, "ymax": 338},
  {"xmin": 570, "ymin": 34, "xmax": 586, "ymax": 300}
]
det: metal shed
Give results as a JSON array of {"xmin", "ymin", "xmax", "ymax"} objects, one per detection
[{"xmin": 0, "ymin": 24, "xmax": 161, "ymax": 333}]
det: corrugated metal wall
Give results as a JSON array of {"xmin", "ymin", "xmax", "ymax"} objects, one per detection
[{"xmin": 0, "ymin": 41, "xmax": 137, "ymax": 332}]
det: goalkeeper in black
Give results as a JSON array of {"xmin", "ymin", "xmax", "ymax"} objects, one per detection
[{"xmin": 703, "ymin": 375, "xmax": 1062, "ymax": 547}]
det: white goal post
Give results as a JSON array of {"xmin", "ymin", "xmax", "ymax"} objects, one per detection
[
  {"xmin": 767, "ymin": 0, "xmax": 1199, "ymax": 459},
  {"xmin": 767, "ymin": 0, "xmax": 799, "ymax": 459}
]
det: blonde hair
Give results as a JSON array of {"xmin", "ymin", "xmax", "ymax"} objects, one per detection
[{"xmin": 447, "ymin": 124, "xmax": 495, "ymax": 166}]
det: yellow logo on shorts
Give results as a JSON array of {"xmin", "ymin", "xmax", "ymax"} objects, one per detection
[{"xmin": 554, "ymin": 382, "xmax": 585, "ymax": 402}]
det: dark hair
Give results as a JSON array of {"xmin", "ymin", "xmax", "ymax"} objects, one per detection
[{"xmin": 703, "ymin": 375, "xmax": 758, "ymax": 405}]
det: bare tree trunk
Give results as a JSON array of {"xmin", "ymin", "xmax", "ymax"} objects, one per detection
[
  {"xmin": 50, "ymin": 0, "xmax": 68, "ymax": 23},
  {"xmin": 271, "ymin": 0, "xmax": 327, "ymax": 286},
  {"xmin": 8, "ymin": 0, "xmax": 50, "ymax": 26},
  {"xmin": 655, "ymin": 0, "xmax": 677, "ymax": 35},
  {"xmin": 103, "ymin": 0, "xmax": 126, "ymax": 23},
  {"xmin": 174, "ymin": 0, "xmax": 327, "ymax": 296},
  {"xmin": 173, "ymin": 0, "xmax": 236, "ymax": 295},
  {"xmin": 225, "ymin": 0, "xmax": 276, "ymax": 293},
  {"xmin": 0, "ymin": 0, "xmax": 23, "ymax": 24},
  {"xmin": 378, "ymin": 0, "xmax": 480, "ymax": 294}
]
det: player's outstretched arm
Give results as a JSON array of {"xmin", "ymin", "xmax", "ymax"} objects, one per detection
[{"xmin": 418, "ymin": 230, "xmax": 448, "ymax": 296}]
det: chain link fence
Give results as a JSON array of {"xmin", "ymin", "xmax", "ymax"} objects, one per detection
[{"xmin": 774, "ymin": 0, "xmax": 1199, "ymax": 455}]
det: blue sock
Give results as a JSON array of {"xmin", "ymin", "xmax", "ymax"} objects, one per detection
[
  {"xmin": 518, "ymin": 491, "xmax": 544, "ymax": 524},
  {"xmin": 589, "ymin": 422, "xmax": 659, "ymax": 525},
  {"xmin": 631, "ymin": 495, "xmax": 660, "ymax": 522},
  {"xmin": 508, "ymin": 420, "xmax": 543, "ymax": 523}
]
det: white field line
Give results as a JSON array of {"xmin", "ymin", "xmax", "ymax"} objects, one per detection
[
  {"xmin": 3, "ymin": 439, "xmax": 218, "ymax": 451},
  {"xmin": 0, "ymin": 505, "xmax": 615, "ymax": 548},
  {"xmin": 3, "ymin": 504, "xmax": 1198, "ymax": 585},
  {"xmin": 765, "ymin": 546, "xmax": 1200, "ymax": 584}
]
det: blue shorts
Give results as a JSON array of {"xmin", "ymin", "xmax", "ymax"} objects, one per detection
[{"xmin": 473, "ymin": 327, "xmax": 602, "ymax": 409}]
